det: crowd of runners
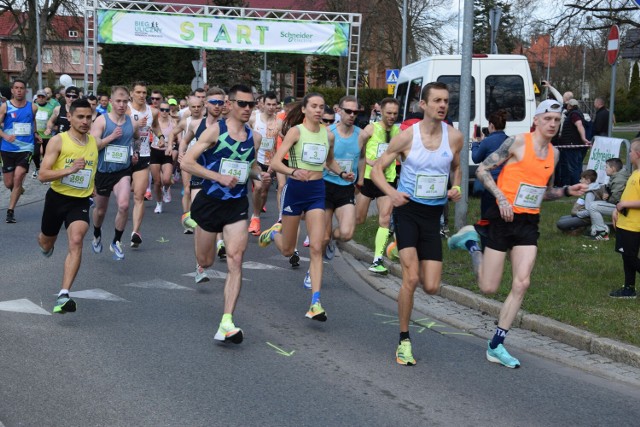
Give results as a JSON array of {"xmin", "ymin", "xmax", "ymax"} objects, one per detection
[{"xmin": 1, "ymin": 78, "xmax": 589, "ymax": 368}]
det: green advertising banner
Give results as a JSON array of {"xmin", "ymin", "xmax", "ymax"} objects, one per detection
[{"xmin": 97, "ymin": 10, "xmax": 349, "ymax": 57}]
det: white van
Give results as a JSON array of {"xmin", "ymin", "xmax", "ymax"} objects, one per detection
[{"xmin": 394, "ymin": 54, "xmax": 537, "ymax": 174}]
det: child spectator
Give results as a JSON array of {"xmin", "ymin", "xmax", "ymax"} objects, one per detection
[
  {"xmin": 610, "ymin": 138, "xmax": 640, "ymax": 298},
  {"xmin": 587, "ymin": 157, "xmax": 630, "ymax": 240},
  {"xmin": 556, "ymin": 169, "xmax": 603, "ymax": 233}
]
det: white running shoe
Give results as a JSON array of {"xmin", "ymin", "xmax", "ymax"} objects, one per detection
[{"xmin": 154, "ymin": 202, "xmax": 163, "ymax": 214}]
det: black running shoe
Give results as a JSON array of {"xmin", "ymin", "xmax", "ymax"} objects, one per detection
[
  {"xmin": 289, "ymin": 250, "xmax": 300, "ymax": 268},
  {"xmin": 6, "ymin": 210, "xmax": 16, "ymax": 223},
  {"xmin": 609, "ymin": 287, "xmax": 636, "ymax": 299}
]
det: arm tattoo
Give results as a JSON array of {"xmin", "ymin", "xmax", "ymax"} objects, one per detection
[{"xmin": 477, "ymin": 136, "xmax": 516, "ymax": 201}]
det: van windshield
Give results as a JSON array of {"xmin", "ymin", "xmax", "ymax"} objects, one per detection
[
  {"xmin": 436, "ymin": 75, "xmax": 476, "ymax": 122},
  {"xmin": 396, "ymin": 78, "xmax": 423, "ymax": 121}
]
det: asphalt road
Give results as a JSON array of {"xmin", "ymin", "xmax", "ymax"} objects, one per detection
[{"xmin": 1, "ymin": 187, "xmax": 640, "ymax": 426}]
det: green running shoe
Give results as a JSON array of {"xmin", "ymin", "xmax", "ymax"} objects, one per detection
[
  {"xmin": 259, "ymin": 223, "xmax": 281, "ymax": 247},
  {"xmin": 305, "ymin": 302, "xmax": 327, "ymax": 321},
  {"xmin": 214, "ymin": 321, "xmax": 243, "ymax": 344},
  {"xmin": 368, "ymin": 259, "xmax": 388, "ymax": 275},
  {"xmin": 53, "ymin": 294, "xmax": 76, "ymax": 314},
  {"xmin": 396, "ymin": 339, "xmax": 416, "ymax": 366},
  {"xmin": 486, "ymin": 341, "xmax": 520, "ymax": 368},
  {"xmin": 447, "ymin": 225, "xmax": 480, "ymax": 251}
]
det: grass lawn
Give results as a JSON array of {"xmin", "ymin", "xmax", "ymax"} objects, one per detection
[{"xmin": 354, "ymin": 196, "xmax": 640, "ymax": 347}]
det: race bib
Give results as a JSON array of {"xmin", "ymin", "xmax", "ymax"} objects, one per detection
[
  {"xmin": 13, "ymin": 123, "xmax": 31, "ymax": 136},
  {"xmin": 376, "ymin": 142, "xmax": 389, "ymax": 159},
  {"xmin": 301, "ymin": 143, "xmax": 327, "ymax": 165},
  {"xmin": 415, "ymin": 174, "xmax": 448, "ymax": 199},
  {"xmin": 261, "ymin": 137, "xmax": 275, "ymax": 151},
  {"xmin": 328, "ymin": 159, "xmax": 353, "ymax": 176},
  {"xmin": 137, "ymin": 128, "xmax": 151, "ymax": 157},
  {"xmin": 104, "ymin": 145, "xmax": 128, "ymax": 164},
  {"xmin": 220, "ymin": 158, "xmax": 250, "ymax": 184},
  {"xmin": 514, "ymin": 183, "xmax": 546, "ymax": 209},
  {"xmin": 61, "ymin": 168, "xmax": 92, "ymax": 189},
  {"xmin": 36, "ymin": 111, "xmax": 49, "ymax": 121}
]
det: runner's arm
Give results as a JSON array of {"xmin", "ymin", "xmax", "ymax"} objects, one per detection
[
  {"xmin": 544, "ymin": 146, "xmax": 586, "ymax": 200},
  {"xmin": 476, "ymin": 135, "xmax": 517, "ymax": 204},
  {"xmin": 45, "ymin": 106, "xmax": 60, "ymax": 135},
  {"xmin": 270, "ymin": 126, "xmax": 300, "ymax": 176},
  {"xmin": 38, "ymin": 134, "xmax": 83, "ymax": 182}
]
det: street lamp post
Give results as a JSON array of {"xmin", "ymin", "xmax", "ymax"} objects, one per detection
[
  {"xmin": 35, "ymin": 2, "xmax": 43, "ymax": 89},
  {"xmin": 401, "ymin": 0, "xmax": 407, "ymax": 67},
  {"xmin": 545, "ymin": 34, "xmax": 553, "ymax": 98}
]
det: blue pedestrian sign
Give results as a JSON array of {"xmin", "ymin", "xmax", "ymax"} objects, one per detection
[{"xmin": 386, "ymin": 69, "xmax": 399, "ymax": 84}]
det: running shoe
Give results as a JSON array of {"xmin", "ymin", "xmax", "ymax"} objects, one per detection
[
  {"xmin": 144, "ymin": 190, "xmax": 152, "ymax": 201},
  {"xmin": 5, "ymin": 210, "xmax": 16, "ymax": 223},
  {"xmin": 110, "ymin": 241, "xmax": 125, "ymax": 260},
  {"xmin": 289, "ymin": 250, "xmax": 300, "ymax": 268},
  {"xmin": 182, "ymin": 212, "xmax": 197, "ymax": 233},
  {"xmin": 154, "ymin": 202, "xmax": 163, "ymax": 214},
  {"xmin": 92, "ymin": 236, "xmax": 103, "ymax": 254},
  {"xmin": 303, "ymin": 270, "xmax": 312, "ymax": 290},
  {"xmin": 162, "ymin": 187, "xmax": 172, "ymax": 203},
  {"xmin": 258, "ymin": 223, "xmax": 282, "ymax": 247},
  {"xmin": 130, "ymin": 232, "xmax": 142, "ymax": 248},
  {"xmin": 609, "ymin": 287, "xmax": 637, "ymax": 299},
  {"xmin": 248, "ymin": 217, "xmax": 261, "ymax": 236},
  {"xmin": 396, "ymin": 339, "xmax": 416, "ymax": 366},
  {"xmin": 303, "ymin": 235, "xmax": 310, "ymax": 247},
  {"xmin": 262, "ymin": 205, "xmax": 267, "ymax": 213},
  {"xmin": 214, "ymin": 321, "xmax": 244, "ymax": 344},
  {"xmin": 305, "ymin": 302, "xmax": 327, "ymax": 321},
  {"xmin": 40, "ymin": 245, "xmax": 54, "ymax": 258},
  {"xmin": 32, "ymin": 169, "xmax": 39, "ymax": 179},
  {"xmin": 368, "ymin": 259, "xmax": 388, "ymax": 275},
  {"xmin": 588, "ymin": 231, "xmax": 609, "ymax": 241},
  {"xmin": 53, "ymin": 294, "xmax": 76, "ymax": 314},
  {"xmin": 195, "ymin": 264, "xmax": 210, "ymax": 284},
  {"xmin": 447, "ymin": 225, "xmax": 480, "ymax": 251},
  {"xmin": 324, "ymin": 239, "xmax": 336, "ymax": 260},
  {"xmin": 217, "ymin": 241, "xmax": 226, "ymax": 260},
  {"xmin": 486, "ymin": 342, "xmax": 520, "ymax": 368},
  {"xmin": 173, "ymin": 170, "xmax": 181, "ymax": 183}
]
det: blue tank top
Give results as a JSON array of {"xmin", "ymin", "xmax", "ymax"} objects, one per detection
[
  {"xmin": 1, "ymin": 101, "xmax": 35, "ymax": 152},
  {"xmin": 97, "ymin": 114, "xmax": 135, "ymax": 173},
  {"xmin": 201, "ymin": 120, "xmax": 255, "ymax": 200},
  {"xmin": 323, "ymin": 124, "xmax": 361, "ymax": 186},
  {"xmin": 397, "ymin": 122, "xmax": 453, "ymax": 206}
]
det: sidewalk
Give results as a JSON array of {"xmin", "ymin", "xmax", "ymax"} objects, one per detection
[{"xmin": 338, "ymin": 240, "xmax": 640, "ymax": 387}]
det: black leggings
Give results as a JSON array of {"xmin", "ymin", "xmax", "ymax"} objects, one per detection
[{"xmin": 616, "ymin": 228, "xmax": 640, "ymax": 288}]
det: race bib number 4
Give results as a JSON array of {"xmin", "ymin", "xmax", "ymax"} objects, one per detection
[
  {"xmin": 301, "ymin": 143, "xmax": 327, "ymax": 165},
  {"xmin": 328, "ymin": 159, "xmax": 353, "ymax": 176},
  {"xmin": 13, "ymin": 123, "xmax": 31, "ymax": 136},
  {"xmin": 415, "ymin": 174, "xmax": 448, "ymax": 199},
  {"xmin": 61, "ymin": 168, "xmax": 92, "ymax": 189},
  {"xmin": 220, "ymin": 158, "xmax": 250, "ymax": 184},
  {"xmin": 514, "ymin": 183, "xmax": 546, "ymax": 209},
  {"xmin": 104, "ymin": 145, "xmax": 128, "ymax": 164}
]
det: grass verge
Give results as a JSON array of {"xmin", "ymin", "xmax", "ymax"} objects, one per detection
[{"xmin": 353, "ymin": 196, "xmax": 640, "ymax": 347}]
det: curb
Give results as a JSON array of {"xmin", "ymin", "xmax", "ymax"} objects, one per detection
[{"xmin": 339, "ymin": 239, "xmax": 640, "ymax": 369}]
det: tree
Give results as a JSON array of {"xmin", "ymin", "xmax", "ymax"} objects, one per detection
[
  {"xmin": 473, "ymin": 0, "xmax": 521, "ymax": 54},
  {"xmin": 629, "ymin": 61, "xmax": 640, "ymax": 99},
  {"xmin": 556, "ymin": 1, "xmax": 640, "ymax": 31}
]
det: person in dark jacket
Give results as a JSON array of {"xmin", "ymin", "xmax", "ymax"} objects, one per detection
[
  {"xmin": 471, "ymin": 109, "xmax": 509, "ymax": 217},
  {"xmin": 592, "ymin": 97, "xmax": 609, "ymax": 137},
  {"xmin": 558, "ymin": 99, "xmax": 590, "ymax": 186}
]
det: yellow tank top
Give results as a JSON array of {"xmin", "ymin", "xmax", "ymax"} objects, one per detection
[
  {"xmin": 289, "ymin": 124, "xmax": 329, "ymax": 172},
  {"xmin": 364, "ymin": 122, "xmax": 400, "ymax": 181},
  {"xmin": 51, "ymin": 132, "xmax": 99, "ymax": 198}
]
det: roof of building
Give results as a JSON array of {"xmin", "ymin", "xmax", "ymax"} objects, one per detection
[{"xmin": 0, "ymin": 11, "xmax": 83, "ymax": 39}]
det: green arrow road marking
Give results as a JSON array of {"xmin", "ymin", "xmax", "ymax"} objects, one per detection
[
  {"xmin": 374, "ymin": 313, "xmax": 472, "ymax": 336},
  {"xmin": 266, "ymin": 342, "xmax": 295, "ymax": 357},
  {"xmin": 156, "ymin": 237, "xmax": 170, "ymax": 243}
]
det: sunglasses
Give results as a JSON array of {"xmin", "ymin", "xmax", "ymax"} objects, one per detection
[
  {"xmin": 160, "ymin": 108, "xmax": 170, "ymax": 112},
  {"xmin": 151, "ymin": 97, "xmax": 162, "ymax": 101},
  {"xmin": 230, "ymin": 99, "xmax": 256, "ymax": 109},
  {"xmin": 66, "ymin": 94, "xmax": 78, "ymax": 99},
  {"xmin": 341, "ymin": 108, "xmax": 359, "ymax": 116},
  {"xmin": 322, "ymin": 118, "xmax": 335, "ymax": 124},
  {"xmin": 208, "ymin": 99, "xmax": 225, "ymax": 106}
]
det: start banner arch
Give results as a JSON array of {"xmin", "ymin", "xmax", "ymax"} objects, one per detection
[{"xmin": 83, "ymin": 0, "xmax": 361, "ymax": 95}]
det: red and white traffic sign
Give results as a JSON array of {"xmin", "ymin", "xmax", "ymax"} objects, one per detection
[{"xmin": 607, "ymin": 25, "xmax": 620, "ymax": 66}]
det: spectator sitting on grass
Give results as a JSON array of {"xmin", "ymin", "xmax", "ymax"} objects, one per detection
[
  {"xmin": 556, "ymin": 169, "xmax": 603, "ymax": 234},
  {"xmin": 587, "ymin": 157, "xmax": 629, "ymax": 241}
]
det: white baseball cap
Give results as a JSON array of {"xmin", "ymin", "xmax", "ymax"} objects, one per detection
[{"xmin": 535, "ymin": 99, "xmax": 562, "ymax": 116}]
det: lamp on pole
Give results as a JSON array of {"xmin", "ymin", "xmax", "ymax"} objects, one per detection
[
  {"xmin": 545, "ymin": 33, "xmax": 553, "ymax": 98},
  {"xmin": 401, "ymin": 0, "xmax": 407, "ymax": 67}
]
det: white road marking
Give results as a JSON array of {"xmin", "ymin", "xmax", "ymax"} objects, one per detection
[
  {"xmin": 0, "ymin": 298, "xmax": 51, "ymax": 315},
  {"xmin": 123, "ymin": 279, "xmax": 192, "ymax": 290},
  {"xmin": 67, "ymin": 289, "xmax": 128, "ymax": 302}
]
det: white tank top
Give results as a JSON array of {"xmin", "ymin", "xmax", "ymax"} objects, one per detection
[
  {"xmin": 253, "ymin": 112, "xmax": 278, "ymax": 164},
  {"xmin": 185, "ymin": 116, "xmax": 198, "ymax": 150},
  {"xmin": 397, "ymin": 121, "xmax": 453, "ymax": 206},
  {"xmin": 129, "ymin": 103, "xmax": 153, "ymax": 157}
]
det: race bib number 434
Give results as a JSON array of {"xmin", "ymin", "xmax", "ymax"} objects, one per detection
[{"xmin": 220, "ymin": 158, "xmax": 250, "ymax": 184}]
